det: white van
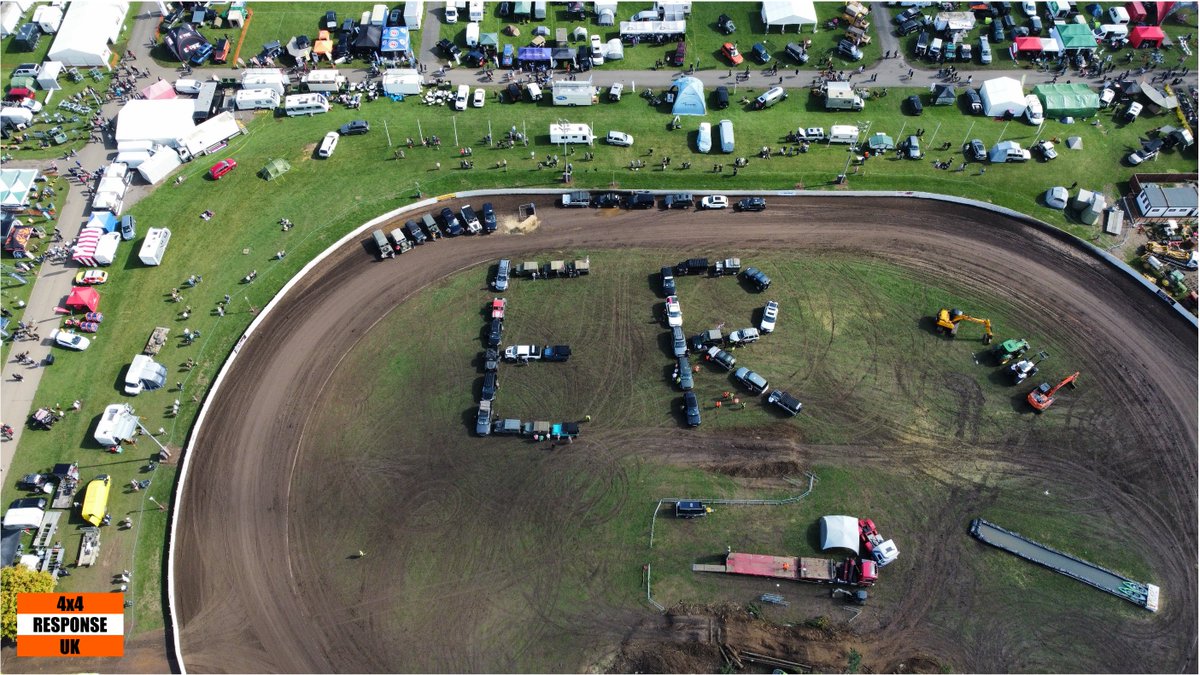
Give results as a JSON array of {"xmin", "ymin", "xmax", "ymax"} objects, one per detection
[
  {"xmin": 284, "ymin": 93, "xmax": 330, "ymax": 116},
  {"xmin": 466, "ymin": 22, "xmax": 480, "ymax": 47},
  {"xmin": 829, "ymin": 125, "xmax": 860, "ymax": 144},
  {"xmin": 696, "ymin": 122, "xmax": 712, "ymax": 153},
  {"xmin": 454, "ymin": 84, "xmax": 470, "ymax": 111},
  {"xmin": 444, "ymin": 2, "xmax": 458, "ymax": 23},
  {"xmin": 978, "ymin": 36, "xmax": 992, "ymax": 64},
  {"xmin": 1094, "ymin": 24, "xmax": 1129, "ymax": 41},
  {"xmin": 234, "ymin": 88, "xmax": 281, "ymax": 110},
  {"xmin": 525, "ymin": 82, "xmax": 543, "ymax": 101},
  {"xmin": 718, "ymin": 119, "xmax": 734, "ymax": 153},
  {"xmin": 1023, "ymin": 94, "xmax": 1044, "ymax": 124}
]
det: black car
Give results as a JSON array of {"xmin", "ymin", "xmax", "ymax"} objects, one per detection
[
  {"xmin": 576, "ymin": 45, "xmax": 592, "ymax": 71},
  {"xmin": 741, "ymin": 266, "xmax": 771, "ymax": 291},
  {"xmin": 897, "ymin": 17, "xmax": 925, "ymax": 36},
  {"xmin": 964, "ymin": 87, "xmax": 983, "ymax": 113},
  {"xmin": 713, "ymin": 86, "xmax": 730, "ymax": 110},
  {"xmin": 480, "ymin": 202, "xmax": 497, "ymax": 233},
  {"xmin": 505, "ymin": 82, "xmax": 521, "ymax": 102},
  {"xmin": 963, "ymin": 139, "xmax": 987, "ymax": 162},
  {"xmin": 717, "ymin": 13, "xmax": 736, "ymax": 34},
  {"xmin": 9, "ymin": 497, "xmax": 47, "ymax": 510},
  {"xmin": 907, "ymin": 94, "xmax": 924, "ymax": 115},
  {"xmin": 332, "ymin": 34, "xmax": 351, "ymax": 60},
  {"xmin": 894, "ymin": 6, "xmax": 922, "ymax": 23},
  {"xmin": 736, "ymin": 197, "xmax": 766, "ymax": 212},
  {"xmin": 661, "ymin": 266, "xmax": 676, "ymax": 295},
  {"xmin": 341, "ymin": 17, "xmax": 357, "ymax": 32},
  {"xmin": 565, "ymin": 1, "xmax": 586, "ymax": 18},
  {"xmin": 663, "ymin": 193, "xmax": 693, "ymax": 209},
  {"xmin": 440, "ymin": 207, "xmax": 464, "ymax": 236},
  {"xmin": 991, "ymin": 19, "xmax": 1005, "ymax": 43},
  {"xmin": 405, "ymin": 219, "xmax": 426, "ymax": 244},
  {"xmin": 437, "ymin": 38, "xmax": 461, "ymax": 58},
  {"xmin": 17, "ymin": 473, "xmax": 49, "ymax": 491},
  {"xmin": 768, "ymin": 390, "xmax": 803, "ymax": 416},
  {"xmin": 592, "ymin": 192, "xmax": 621, "ymax": 208},
  {"xmin": 387, "ymin": 7, "xmax": 403, "ymax": 26},
  {"xmin": 481, "ymin": 372, "xmax": 499, "ymax": 400},
  {"xmin": 339, "ymin": 120, "xmax": 370, "ymax": 135},
  {"xmin": 323, "ymin": 10, "xmax": 337, "ymax": 29},
  {"xmin": 499, "ymin": 1, "xmax": 512, "ymax": 16},
  {"xmin": 627, "ymin": 192, "xmax": 655, "ymax": 209},
  {"xmin": 483, "ymin": 348, "xmax": 500, "ymax": 372},
  {"xmin": 487, "ymin": 318, "xmax": 503, "ymax": 347},
  {"xmin": 683, "ymin": 392, "xmax": 701, "ymax": 427}
]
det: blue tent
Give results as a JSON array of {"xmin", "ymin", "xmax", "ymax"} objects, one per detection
[
  {"xmin": 517, "ymin": 47, "xmax": 551, "ymax": 61},
  {"xmin": 380, "ymin": 26, "xmax": 409, "ymax": 53},
  {"xmin": 671, "ymin": 76, "xmax": 707, "ymax": 116},
  {"xmin": 86, "ymin": 212, "xmax": 118, "ymax": 233}
]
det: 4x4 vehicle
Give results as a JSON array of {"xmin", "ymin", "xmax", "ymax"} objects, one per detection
[
  {"xmin": 660, "ymin": 266, "xmax": 676, "ymax": 295},
  {"xmin": 706, "ymin": 345, "xmax": 736, "ymax": 370},
  {"xmin": 405, "ymin": 219, "xmax": 426, "ymax": 244},
  {"xmin": 733, "ymin": 367, "xmax": 769, "ymax": 395},
  {"xmin": 480, "ymin": 202, "xmax": 497, "ymax": 233},
  {"xmin": 683, "ymin": 391, "xmax": 701, "ymax": 427},
  {"xmin": 439, "ymin": 207, "xmax": 464, "ymax": 236},
  {"xmin": 483, "ymin": 348, "xmax": 500, "ymax": 372},
  {"xmin": 339, "ymin": 120, "xmax": 370, "ymax": 135},
  {"xmin": 481, "ymin": 372, "xmax": 499, "ymax": 401},
  {"xmin": 663, "ymin": 193, "xmax": 693, "ymax": 209},
  {"xmin": 592, "ymin": 192, "xmax": 621, "ymax": 208},
  {"xmin": 627, "ymin": 192, "xmax": 656, "ymax": 209},
  {"xmin": 437, "ymin": 38, "xmax": 461, "ymax": 58},
  {"xmin": 837, "ymin": 39, "xmax": 863, "ymax": 60},
  {"xmin": 741, "ymin": 266, "xmax": 771, "ymax": 291},
  {"xmin": 677, "ymin": 355, "xmax": 694, "ymax": 390},
  {"xmin": 561, "ymin": 190, "xmax": 591, "ymax": 207},
  {"xmin": 768, "ymin": 390, "xmax": 803, "ymax": 415},
  {"xmin": 487, "ymin": 318, "xmax": 503, "ymax": 347},
  {"xmin": 461, "ymin": 205, "xmax": 482, "ymax": 234},
  {"xmin": 665, "ymin": 295, "xmax": 683, "ymax": 327},
  {"xmin": 727, "ymin": 327, "xmax": 761, "ymax": 345},
  {"xmin": 964, "ymin": 138, "xmax": 987, "ymax": 161},
  {"xmin": 760, "ymin": 300, "xmax": 779, "ymax": 332},
  {"xmin": 736, "ymin": 197, "xmax": 766, "ymax": 211},
  {"xmin": 751, "ymin": 42, "xmax": 771, "ymax": 64},
  {"xmin": 672, "ymin": 326, "xmax": 687, "ymax": 358},
  {"xmin": 717, "ymin": 13, "xmax": 736, "ymax": 34}
]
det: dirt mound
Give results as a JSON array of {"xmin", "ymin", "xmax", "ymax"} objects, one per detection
[
  {"xmin": 703, "ymin": 457, "xmax": 808, "ymax": 478},
  {"xmin": 498, "ymin": 213, "xmax": 539, "ymax": 235},
  {"xmin": 884, "ymin": 653, "xmax": 946, "ymax": 673}
]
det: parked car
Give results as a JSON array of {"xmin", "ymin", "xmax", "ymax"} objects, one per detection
[
  {"xmin": 209, "ymin": 158, "xmax": 237, "ymax": 179},
  {"xmin": 1127, "ymin": 139, "xmax": 1164, "ymax": 165},
  {"xmin": 627, "ymin": 192, "xmax": 656, "ymax": 209},
  {"xmin": 505, "ymin": 82, "xmax": 521, "ymax": 102},
  {"xmin": 768, "ymin": 390, "xmax": 803, "ymax": 415},
  {"xmin": 1123, "ymin": 101, "xmax": 1143, "ymax": 123},
  {"xmin": 677, "ymin": 355, "xmax": 694, "ymax": 390},
  {"xmin": 907, "ymin": 94, "xmax": 924, "ymax": 115},
  {"xmin": 751, "ymin": 42, "xmax": 771, "ymax": 64},
  {"xmin": 487, "ymin": 318, "xmax": 503, "ymax": 347},
  {"xmin": 322, "ymin": 10, "xmax": 338, "ymax": 29},
  {"xmin": 699, "ymin": 195, "xmax": 728, "ymax": 209},
  {"xmin": 669, "ymin": 41, "xmax": 687, "ymax": 67},
  {"xmin": 837, "ymin": 39, "xmax": 863, "ymax": 60},
  {"xmin": 760, "ymin": 300, "xmax": 779, "ymax": 333},
  {"xmin": 50, "ymin": 328, "xmax": 90, "ymax": 351},
  {"xmin": 405, "ymin": 219, "xmax": 427, "ymax": 244},
  {"xmin": 472, "ymin": 87, "xmax": 486, "ymax": 108},
  {"xmin": 480, "ymin": 202, "xmax": 497, "ymax": 233},
  {"xmin": 740, "ymin": 266, "xmax": 771, "ymax": 291},
  {"xmin": 733, "ymin": 366, "xmax": 769, "ymax": 395},
  {"xmin": 736, "ymin": 197, "xmax": 766, "ymax": 211},
  {"xmin": 1033, "ymin": 140, "xmax": 1058, "ymax": 161},
  {"xmin": 174, "ymin": 78, "xmax": 202, "ymax": 94},
  {"xmin": 721, "ymin": 42, "xmax": 743, "ymax": 65},
  {"xmin": 785, "ymin": 42, "xmax": 808, "ymax": 63},
  {"xmin": 606, "ymin": 130, "xmax": 634, "ymax": 146},
  {"xmin": 717, "ymin": 13, "xmax": 736, "ymax": 34},
  {"xmin": 445, "ymin": 4, "xmax": 458, "ymax": 22},
  {"xmin": 898, "ymin": 17, "xmax": 925, "ymax": 36},
  {"xmin": 475, "ymin": 401, "xmax": 491, "ymax": 436},
  {"xmin": 17, "ymin": 473, "xmax": 49, "ymax": 491},
  {"xmin": 339, "ymin": 120, "xmax": 370, "ymax": 135},
  {"xmin": 683, "ymin": 391, "xmax": 701, "ymax": 426},
  {"xmin": 663, "ymin": 193, "xmax": 693, "ymax": 209},
  {"xmin": 712, "ymin": 86, "xmax": 730, "ymax": 110},
  {"xmin": 895, "ymin": 7, "xmax": 923, "ymax": 23},
  {"xmin": 706, "ymin": 346, "xmax": 736, "ymax": 370},
  {"xmin": 672, "ymin": 326, "xmax": 687, "ymax": 357},
  {"xmin": 437, "ymin": 38, "xmax": 461, "ymax": 57},
  {"xmin": 592, "ymin": 192, "xmax": 621, "ymax": 208},
  {"xmin": 318, "ymin": 131, "xmax": 339, "ymax": 157},
  {"xmin": 460, "ymin": 205, "xmax": 482, "ymax": 234},
  {"xmin": 964, "ymin": 87, "xmax": 983, "ymax": 113},
  {"xmin": 661, "ymin": 266, "xmax": 676, "ymax": 295},
  {"xmin": 436, "ymin": 207, "xmax": 461, "ymax": 235},
  {"xmin": 904, "ymin": 135, "xmax": 922, "ymax": 160},
  {"xmin": 74, "ymin": 269, "xmax": 109, "ymax": 285},
  {"xmin": 964, "ymin": 138, "xmax": 987, "ymax": 161},
  {"xmin": 727, "ymin": 327, "xmax": 761, "ymax": 345},
  {"xmin": 387, "ymin": 7, "xmax": 403, "ymax": 25},
  {"xmin": 1044, "ymin": 186, "xmax": 1069, "ymax": 209},
  {"xmin": 499, "ymin": 1, "xmax": 513, "ymax": 17},
  {"xmin": 665, "ymin": 295, "xmax": 683, "ymax": 327},
  {"xmin": 481, "ymin": 372, "xmax": 499, "ymax": 400}
]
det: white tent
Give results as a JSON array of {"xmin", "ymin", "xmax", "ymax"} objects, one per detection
[
  {"xmin": 32, "ymin": 4, "xmax": 63, "ymax": 33},
  {"xmin": 114, "ymin": 150, "xmax": 152, "ymax": 167},
  {"xmin": 382, "ymin": 68, "xmax": 423, "ymax": 95},
  {"xmin": 0, "ymin": 4, "xmax": 23, "ymax": 38},
  {"xmin": 47, "ymin": 1, "xmax": 128, "ymax": 68},
  {"xmin": 820, "ymin": 515, "xmax": 860, "ymax": 552},
  {"xmin": 94, "ymin": 231, "xmax": 121, "ymax": 265},
  {"xmin": 0, "ymin": 168, "xmax": 38, "ymax": 210},
  {"xmin": 595, "ymin": 0, "xmax": 617, "ymax": 24},
  {"xmin": 761, "ymin": 0, "xmax": 818, "ymax": 32},
  {"xmin": 605, "ymin": 38, "xmax": 623, "ymax": 60},
  {"xmin": 137, "ymin": 148, "xmax": 183, "ymax": 185},
  {"xmin": 979, "ymin": 76, "xmax": 1027, "ymax": 117},
  {"xmin": 116, "ymin": 99, "xmax": 195, "ymax": 146},
  {"xmin": 37, "ymin": 61, "xmax": 63, "ymax": 91}
]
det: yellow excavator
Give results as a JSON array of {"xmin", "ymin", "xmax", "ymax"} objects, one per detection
[{"xmin": 935, "ymin": 308, "xmax": 993, "ymax": 344}]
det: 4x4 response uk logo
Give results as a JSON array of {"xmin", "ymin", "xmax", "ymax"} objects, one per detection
[{"xmin": 17, "ymin": 593, "xmax": 124, "ymax": 657}]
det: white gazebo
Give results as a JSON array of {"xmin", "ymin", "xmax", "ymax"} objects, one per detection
[
  {"xmin": 47, "ymin": 1, "xmax": 128, "ymax": 68},
  {"xmin": 820, "ymin": 515, "xmax": 861, "ymax": 553},
  {"xmin": 115, "ymin": 100, "xmax": 196, "ymax": 146},
  {"xmin": 979, "ymin": 76, "xmax": 1027, "ymax": 117},
  {"xmin": 761, "ymin": 0, "xmax": 817, "ymax": 32}
]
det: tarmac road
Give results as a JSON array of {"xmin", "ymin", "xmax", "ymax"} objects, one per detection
[{"xmin": 174, "ymin": 195, "xmax": 1197, "ymax": 673}]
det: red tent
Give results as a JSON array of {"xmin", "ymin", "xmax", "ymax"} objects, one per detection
[
  {"xmin": 1126, "ymin": 1, "xmax": 1147, "ymax": 22},
  {"xmin": 65, "ymin": 286, "xmax": 100, "ymax": 313},
  {"xmin": 1149, "ymin": 1, "xmax": 1175, "ymax": 24},
  {"xmin": 1130, "ymin": 25, "xmax": 1165, "ymax": 48},
  {"xmin": 1014, "ymin": 36, "xmax": 1043, "ymax": 52}
]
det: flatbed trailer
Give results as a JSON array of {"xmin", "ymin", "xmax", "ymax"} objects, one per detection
[
  {"xmin": 970, "ymin": 518, "xmax": 1160, "ymax": 611},
  {"xmin": 144, "ymin": 326, "xmax": 170, "ymax": 356},
  {"xmin": 693, "ymin": 551, "xmax": 876, "ymax": 586}
]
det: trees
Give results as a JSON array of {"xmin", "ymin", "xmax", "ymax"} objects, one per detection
[{"xmin": 1, "ymin": 566, "xmax": 57, "ymax": 641}]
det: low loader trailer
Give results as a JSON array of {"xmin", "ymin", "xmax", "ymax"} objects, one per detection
[
  {"xmin": 693, "ymin": 551, "xmax": 877, "ymax": 587},
  {"xmin": 970, "ymin": 519, "xmax": 1159, "ymax": 611}
]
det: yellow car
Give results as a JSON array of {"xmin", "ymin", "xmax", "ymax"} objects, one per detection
[{"xmin": 74, "ymin": 269, "xmax": 108, "ymax": 285}]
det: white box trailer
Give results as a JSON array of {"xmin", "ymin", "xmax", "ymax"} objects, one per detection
[
  {"xmin": 94, "ymin": 403, "xmax": 139, "ymax": 447},
  {"xmin": 284, "ymin": 93, "xmax": 330, "ymax": 116},
  {"xmin": 240, "ymin": 68, "xmax": 288, "ymax": 96},
  {"xmin": 829, "ymin": 125, "xmax": 860, "ymax": 144},
  {"xmin": 303, "ymin": 69, "xmax": 346, "ymax": 92},
  {"xmin": 1, "ymin": 106, "xmax": 33, "ymax": 127},
  {"xmin": 137, "ymin": 148, "xmax": 183, "ymax": 185},
  {"xmin": 235, "ymin": 88, "xmax": 281, "ymax": 111},
  {"xmin": 371, "ymin": 4, "xmax": 387, "ymax": 25},
  {"xmin": 552, "ymin": 80, "xmax": 597, "ymax": 106},
  {"xmin": 382, "ymin": 68, "xmax": 423, "ymax": 95},
  {"xmin": 549, "ymin": 122, "xmax": 593, "ymax": 144},
  {"xmin": 92, "ymin": 191, "xmax": 124, "ymax": 215},
  {"xmin": 138, "ymin": 227, "xmax": 172, "ymax": 266},
  {"xmin": 404, "ymin": 0, "xmax": 423, "ymax": 29}
]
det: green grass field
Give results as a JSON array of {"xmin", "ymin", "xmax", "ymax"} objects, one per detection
[{"xmin": 293, "ymin": 248, "xmax": 1154, "ymax": 671}]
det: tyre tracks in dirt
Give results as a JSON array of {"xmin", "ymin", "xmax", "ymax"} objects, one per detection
[{"xmin": 174, "ymin": 196, "xmax": 1196, "ymax": 673}]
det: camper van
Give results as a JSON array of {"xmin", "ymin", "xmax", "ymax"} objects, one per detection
[
  {"xmin": 303, "ymin": 70, "xmax": 347, "ymax": 93},
  {"xmin": 466, "ymin": 22, "xmax": 480, "ymax": 47},
  {"xmin": 469, "ymin": 0, "xmax": 484, "ymax": 21},
  {"xmin": 138, "ymin": 228, "xmax": 172, "ymax": 266},
  {"xmin": 829, "ymin": 125, "xmax": 860, "ymax": 144},
  {"xmin": 454, "ymin": 84, "xmax": 470, "ymax": 111},
  {"xmin": 234, "ymin": 88, "xmax": 281, "ymax": 111},
  {"xmin": 978, "ymin": 36, "xmax": 992, "ymax": 64},
  {"xmin": 696, "ymin": 122, "xmax": 712, "ymax": 153},
  {"xmin": 1023, "ymin": 94, "xmax": 1044, "ymax": 124},
  {"xmin": 548, "ymin": 122, "xmax": 593, "ymax": 144},
  {"xmin": 124, "ymin": 355, "xmax": 167, "ymax": 395},
  {"xmin": 718, "ymin": 119, "xmax": 734, "ymax": 153},
  {"xmin": 1094, "ymin": 24, "xmax": 1129, "ymax": 41},
  {"xmin": 284, "ymin": 93, "xmax": 331, "ymax": 116}
]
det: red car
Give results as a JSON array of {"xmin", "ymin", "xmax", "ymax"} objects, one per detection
[
  {"xmin": 722, "ymin": 42, "xmax": 743, "ymax": 66},
  {"xmin": 209, "ymin": 159, "xmax": 237, "ymax": 180}
]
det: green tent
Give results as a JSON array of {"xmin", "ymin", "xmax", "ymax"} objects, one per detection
[
  {"xmin": 259, "ymin": 158, "xmax": 291, "ymax": 181},
  {"xmin": 1056, "ymin": 23, "xmax": 1098, "ymax": 51},
  {"xmin": 1033, "ymin": 83, "xmax": 1100, "ymax": 118}
]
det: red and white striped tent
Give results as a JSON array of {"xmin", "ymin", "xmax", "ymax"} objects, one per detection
[{"xmin": 72, "ymin": 226, "xmax": 104, "ymax": 267}]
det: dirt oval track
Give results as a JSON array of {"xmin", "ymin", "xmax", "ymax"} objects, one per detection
[{"xmin": 173, "ymin": 196, "xmax": 1197, "ymax": 673}]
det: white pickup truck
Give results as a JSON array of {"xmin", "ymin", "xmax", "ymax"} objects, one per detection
[{"xmin": 503, "ymin": 345, "xmax": 541, "ymax": 361}]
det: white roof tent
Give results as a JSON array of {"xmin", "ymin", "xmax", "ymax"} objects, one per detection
[
  {"xmin": 618, "ymin": 20, "xmax": 686, "ymax": 36},
  {"xmin": 47, "ymin": 1, "xmax": 129, "ymax": 68},
  {"xmin": 979, "ymin": 76, "xmax": 1027, "ymax": 117},
  {"xmin": 382, "ymin": 68, "xmax": 423, "ymax": 95},
  {"xmin": 0, "ymin": 168, "xmax": 38, "ymax": 211},
  {"xmin": 137, "ymin": 148, "xmax": 183, "ymax": 185},
  {"xmin": 116, "ymin": 99, "xmax": 196, "ymax": 146},
  {"xmin": 761, "ymin": 0, "xmax": 818, "ymax": 32},
  {"xmin": 820, "ymin": 515, "xmax": 860, "ymax": 553},
  {"xmin": 2, "ymin": 507, "xmax": 44, "ymax": 530},
  {"xmin": 37, "ymin": 61, "xmax": 63, "ymax": 91}
]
